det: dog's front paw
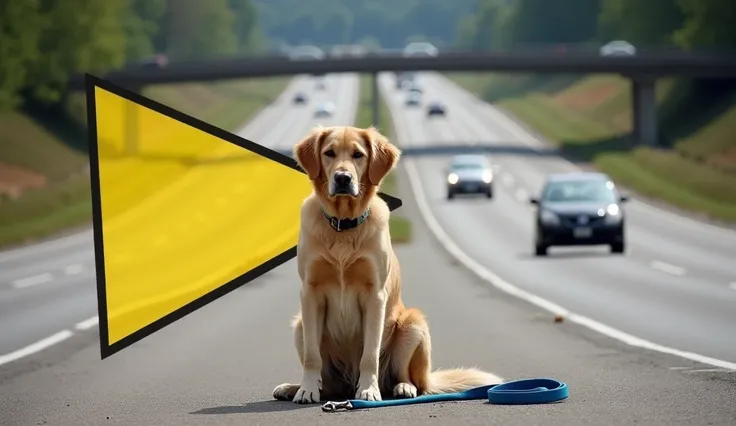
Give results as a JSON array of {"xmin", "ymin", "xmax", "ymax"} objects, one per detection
[
  {"xmin": 355, "ymin": 382, "xmax": 382, "ymax": 401},
  {"xmin": 273, "ymin": 383, "xmax": 300, "ymax": 401},
  {"xmin": 293, "ymin": 386, "xmax": 320, "ymax": 404},
  {"xmin": 393, "ymin": 382, "xmax": 418, "ymax": 398}
]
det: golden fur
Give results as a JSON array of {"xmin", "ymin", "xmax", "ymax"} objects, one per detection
[{"xmin": 273, "ymin": 125, "xmax": 502, "ymax": 403}]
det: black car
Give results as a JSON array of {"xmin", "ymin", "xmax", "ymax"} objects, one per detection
[
  {"xmin": 529, "ymin": 172, "xmax": 628, "ymax": 256},
  {"xmin": 293, "ymin": 92, "xmax": 307, "ymax": 104},
  {"xmin": 426, "ymin": 102, "xmax": 446, "ymax": 117}
]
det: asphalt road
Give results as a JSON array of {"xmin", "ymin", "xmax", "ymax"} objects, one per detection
[
  {"xmin": 379, "ymin": 72, "xmax": 736, "ymax": 363},
  {"xmin": 1, "ymin": 71, "xmax": 735, "ymax": 426},
  {"xmin": 0, "ymin": 73, "xmax": 357, "ymax": 359}
]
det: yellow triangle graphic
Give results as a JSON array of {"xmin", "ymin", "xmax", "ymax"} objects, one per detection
[{"xmin": 86, "ymin": 74, "xmax": 403, "ymax": 359}]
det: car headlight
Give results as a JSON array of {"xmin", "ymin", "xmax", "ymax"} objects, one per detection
[
  {"xmin": 540, "ymin": 210, "xmax": 560, "ymax": 226},
  {"xmin": 604, "ymin": 203, "xmax": 622, "ymax": 224},
  {"xmin": 447, "ymin": 173, "xmax": 459, "ymax": 184},
  {"xmin": 482, "ymin": 170, "xmax": 493, "ymax": 183}
]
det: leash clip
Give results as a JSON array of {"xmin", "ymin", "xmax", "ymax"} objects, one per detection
[{"xmin": 321, "ymin": 400, "xmax": 353, "ymax": 412}]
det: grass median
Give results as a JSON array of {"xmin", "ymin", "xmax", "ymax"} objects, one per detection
[
  {"xmin": 355, "ymin": 75, "xmax": 412, "ymax": 244},
  {"xmin": 0, "ymin": 77, "xmax": 291, "ymax": 249},
  {"xmin": 448, "ymin": 73, "xmax": 736, "ymax": 224}
]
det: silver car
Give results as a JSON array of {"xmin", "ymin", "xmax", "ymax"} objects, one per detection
[
  {"xmin": 314, "ymin": 101, "xmax": 335, "ymax": 118},
  {"xmin": 446, "ymin": 155, "xmax": 494, "ymax": 200}
]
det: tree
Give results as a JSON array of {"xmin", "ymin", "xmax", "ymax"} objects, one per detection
[
  {"xmin": 123, "ymin": 0, "xmax": 166, "ymax": 62},
  {"xmin": 159, "ymin": 0, "xmax": 238, "ymax": 60},
  {"xmin": 25, "ymin": 0, "xmax": 128, "ymax": 105},
  {"xmin": 229, "ymin": 0, "xmax": 261, "ymax": 52},
  {"xmin": 0, "ymin": 0, "xmax": 44, "ymax": 110},
  {"xmin": 597, "ymin": 0, "xmax": 684, "ymax": 46},
  {"xmin": 509, "ymin": 0, "xmax": 602, "ymax": 46},
  {"xmin": 674, "ymin": 0, "xmax": 736, "ymax": 50}
]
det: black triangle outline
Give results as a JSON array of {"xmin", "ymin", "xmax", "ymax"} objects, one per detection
[{"xmin": 84, "ymin": 73, "xmax": 403, "ymax": 360}]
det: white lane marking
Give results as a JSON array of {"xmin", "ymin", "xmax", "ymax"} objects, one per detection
[
  {"xmin": 501, "ymin": 173, "xmax": 515, "ymax": 187},
  {"xmin": 63, "ymin": 264, "xmax": 84, "ymax": 276},
  {"xmin": 728, "ymin": 282, "xmax": 736, "ymax": 291},
  {"xmin": 403, "ymin": 158, "xmax": 736, "ymax": 371},
  {"xmin": 0, "ymin": 330, "xmax": 74, "ymax": 366},
  {"xmin": 650, "ymin": 261, "xmax": 686, "ymax": 277},
  {"xmin": 682, "ymin": 368, "xmax": 733, "ymax": 374},
  {"xmin": 11, "ymin": 273, "xmax": 54, "ymax": 289},
  {"xmin": 75, "ymin": 316, "xmax": 99, "ymax": 331},
  {"xmin": 514, "ymin": 188, "xmax": 528, "ymax": 202},
  {"xmin": 0, "ymin": 230, "xmax": 93, "ymax": 264}
]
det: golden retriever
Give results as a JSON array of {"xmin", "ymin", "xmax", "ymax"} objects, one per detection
[{"xmin": 273, "ymin": 125, "xmax": 502, "ymax": 403}]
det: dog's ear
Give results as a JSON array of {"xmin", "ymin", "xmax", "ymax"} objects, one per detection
[
  {"xmin": 363, "ymin": 127, "xmax": 401, "ymax": 186},
  {"xmin": 294, "ymin": 127, "xmax": 328, "ymax": 180}
]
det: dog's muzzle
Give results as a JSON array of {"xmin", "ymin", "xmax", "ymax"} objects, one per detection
[{"xmin": 330, "ymin": 170, "xmax": 357, "ymax": 196}]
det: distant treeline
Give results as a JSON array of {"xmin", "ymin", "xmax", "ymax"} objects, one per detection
[
  {"xmin": 0, "ymin": 0, "xmax": 261, "ymax": 111},
  {"xmin": 457, "ymin": 0, "xmax": 736, "ymax": 52},
  {"xmin": 252, "ymin": 0, "xmax": 477, "ymax": 50},
  {"xmin": 2, "ymin": 0, "xmax": 734, "ymax": 112}
]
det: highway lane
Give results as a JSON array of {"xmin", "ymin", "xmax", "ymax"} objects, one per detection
[
  {"xmin": 0, "ymin": 73, "xmax": 358, "ymax": 361},
  {"xmin": 378, "ymin": 72, "xmax": 736, "ymax": 363},
  {"xmin": 2, "ymin": 123, "xmax": 735, "ymax": 425}
]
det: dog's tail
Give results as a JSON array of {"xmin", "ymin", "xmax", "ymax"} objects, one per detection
[{"xmin": 424, "ymin": 367, "xmax": 503, "ymax": 395}]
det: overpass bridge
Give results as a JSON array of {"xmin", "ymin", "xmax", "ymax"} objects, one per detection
[{"xmin": 73, "ymin": 51, "xmax": 736, "ymax": 147}]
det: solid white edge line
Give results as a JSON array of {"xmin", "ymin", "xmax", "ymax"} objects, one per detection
[
  {"xmin": 74, "ymin": 316, "xmax": 99, "ymax": 331},
  {"xmin": 0, "ymin": 330, "xmax": 74, "ymax": 366},
  {"xmin": 402, "ymin": 157, "xmax": 736, "ymax": 372}
]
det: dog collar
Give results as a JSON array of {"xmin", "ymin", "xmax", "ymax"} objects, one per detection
[{"xmin": 321, "ymin": 207, "xmax": 371, "ymax": 232}]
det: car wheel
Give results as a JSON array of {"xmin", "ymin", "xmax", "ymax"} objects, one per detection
[
  {"xmin": 610, "ymin": 241, "xmax": 625, "ymax": 254},
  {"xmin": 486, "ymin": 188, "xmax": 493, "ymax": 199},
  {"xmin": 447, "ymin": 190, "xmax": 454, "ymax": 200},
  {"xmin": 535, "ymin": 243, "xmax": 548, "ymax": 256}
]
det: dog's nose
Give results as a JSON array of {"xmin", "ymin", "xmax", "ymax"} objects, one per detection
[{"xmin": 333, "ymin": 171, "xmax": 352, "ymax": 187}]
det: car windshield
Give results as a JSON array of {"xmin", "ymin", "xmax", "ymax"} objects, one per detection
[
  {"xmin": 451, "ymin": 161, "xmax": 486, "ymax": 170},
  {"xmin": 541, "ymin": 178, "xmax": 618, "ymax": 203}
]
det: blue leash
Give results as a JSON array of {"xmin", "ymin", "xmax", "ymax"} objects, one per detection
[{"xmin": 321, "ymin": 378, "xmax": 568, "ymax": 412}]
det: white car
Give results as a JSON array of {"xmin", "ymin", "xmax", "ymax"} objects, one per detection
[
  {"xmin": 599, "ymin": 40, "xmax": 636, "ymax": 57},
  {"xmin": 403, "ymin": 42, "xmax": 439, "ymax": 57},
  {"xmin": 289, "ymin": 45, "xmax": 326, "ymax": 60},
  {"xmin": 314, "ymin": 101, "xmax": 335, "ymax": 118}
]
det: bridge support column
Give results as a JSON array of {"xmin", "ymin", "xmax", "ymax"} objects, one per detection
[
  {"xmin": 630, "ymin": 77, "xmax": 658, "ymax": 146},
  {"xmin": 371, "ymin": 72, "xmax": 380, "ymax": 129}
]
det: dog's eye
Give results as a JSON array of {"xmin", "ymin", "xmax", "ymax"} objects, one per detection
[
  {"xmin": 324, "ymin": 149, "xmax": 335, "ymax": 158},
  {"xmin": 352, "ymin": 151, "xmax": 364, "ymax": 159}
]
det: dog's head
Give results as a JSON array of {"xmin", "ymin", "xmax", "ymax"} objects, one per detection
[{"xmin": 294, "ymin": 125, "xmax": 401, "ymax": 215}]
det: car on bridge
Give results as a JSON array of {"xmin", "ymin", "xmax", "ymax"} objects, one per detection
[
  {"xmin": 600, "ymin": 40, "xmax": 636, "ymax": 57},
  {"xmin": 426, "ymin": 101, "xmax": 446, "ymax": 117},
  {"xmin": 313, "ymin": 101, "xmax": 335, "ymax": 118},
  {"xmin": 288, "ymin": 45, "xmax": 326, "ymax": 60},
  {"xmin": 529, "ymin": 172, "xmax": 629, "ymax": 256},
  {"xmin": 403, "ymin": 42, "xmax": 439, "ymax": 57},
  {"xmin": 446, "ymin": 155, "xmax": 494, "ymax": 200}
]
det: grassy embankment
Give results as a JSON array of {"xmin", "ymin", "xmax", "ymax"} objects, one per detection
[
  {"xmin": 449, "ymin": 73, "xmax": 736, "ymax": 223},
  {"xmin": 0, "ymin": 77, "xmax": 290, "ymax": 249},
  {"xmin": 355, "ymin": 75, "xmax": 413, "ymax": 243}
]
